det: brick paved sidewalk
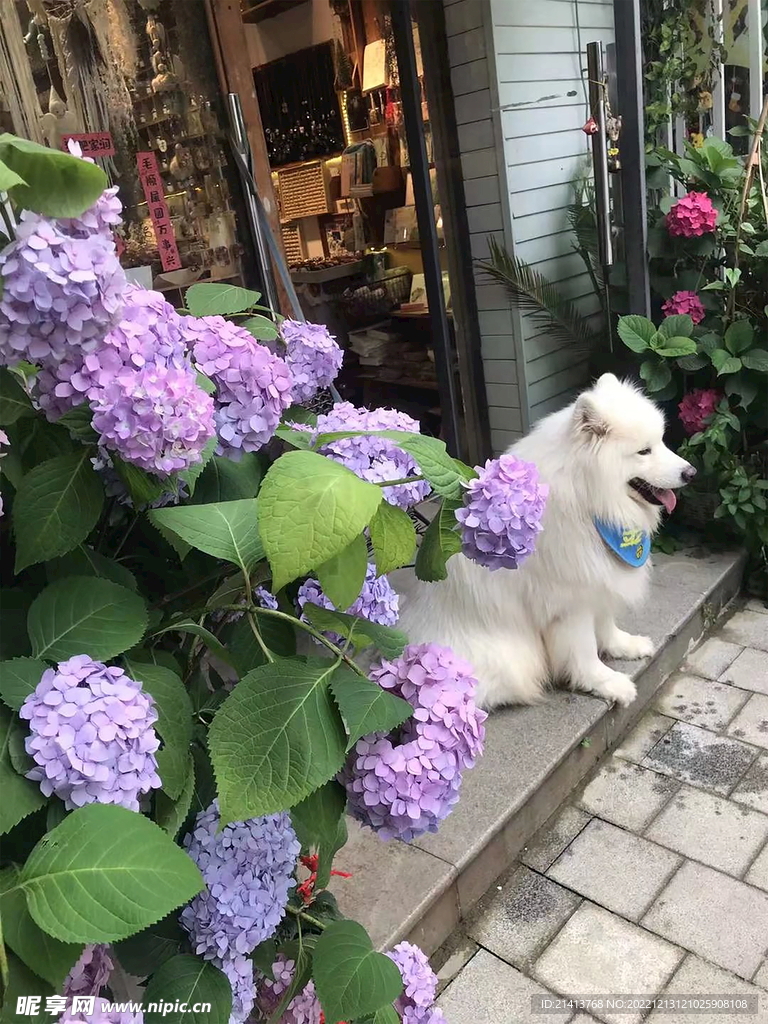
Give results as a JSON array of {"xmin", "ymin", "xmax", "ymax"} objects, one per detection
[{"xmin": 436, "ymin": 601, "xmax": 768, "ymax": 1024}]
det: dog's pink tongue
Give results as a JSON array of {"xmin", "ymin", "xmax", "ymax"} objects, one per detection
[{"xmin": 655, "ymin": 488, "xmax": 677, "ymax": 514}]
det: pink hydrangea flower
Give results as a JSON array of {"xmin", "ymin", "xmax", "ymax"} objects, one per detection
[
  {"xmin": 661, "ymin": 291, "xmax": 705, "ymax": 324},
  {"xmin": 678, "ymin": 388, "xmax": 722, "ymax": 435},
  {"xmin": 666, "ymin": 192, "xmax": 718, "ymax": 237}
]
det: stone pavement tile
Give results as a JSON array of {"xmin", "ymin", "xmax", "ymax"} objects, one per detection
[
  {"xmin": 754, "ymin": 960, "xmax": 768, "ymax": 989},
  {"xmin": 520, "ymin": 805, "xmax": 592, "ymax": 873},
  {"xmin": 645, "ymin": 785, "xmax": 768, "ymax": 875},
  {"xmin": 577, "ymin": 759, "xmax": 678, "ymax": 831},
  {"xmin": 721, "ymin": 611, "xmax": 768, "ymax": 653},
  {"xmin": 615, "ymin": 712, "xmax": 676, "ymax": 764},
  {"xmin": 720, "ymin": 648, "xmax": 768, "ymax": 696},
  {"xmin": 547, "ymin": 819, "xmax": 681, "ymax": 920},
  {"xmin": 732, "ymin": 755, "xmax": 768, "ymax": 816},
  {"xmin": 643, "ymin": 860, "xmax": 768, "ymax": 979},
  {"xmin": 467, "ymin": 864, "xmax": 580, "ymax": 969},
  {"xmin": 571, "ymin": 1017, "xmax": 599, "ymax": 1024},
  {"xmin": 745, "ymin": 844, "xmax": 768, "ymax": 891},
  {"xmin": 747, "ymin": 600, "xmax": 768, "ymax": 616},
  {"xmin": 534, "ymin": 903, "xmax": 683, "ymax": 1024},
  {"xmin": 437, "ymin": 948, "xmax": 571, "ymax": 1023},
  {"xmin": 728, "ymin": 694, "xmax": 768, "ymax": 750},
  {"xmin": 643, "ymin": 721, "xmax": 757, "ymax": 795},
  {"xmin": 683, "ymin": 637, "xmax": 743, "ymax": 680},
  {"xmin": 654, "ymin": 673, "xmax": 749, "ymax": 732},
  {"xmin": 647, "ymin": 954, "xmax": 768, "ymax": 1024},
  {"xmin": 434, "ymin": 935, "xmax": 479, "ymax": 995}
]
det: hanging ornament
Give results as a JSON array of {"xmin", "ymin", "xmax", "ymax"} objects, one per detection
[{"xmin": 582, "ymin": 116, "xmax": 598, "ymax": 135}]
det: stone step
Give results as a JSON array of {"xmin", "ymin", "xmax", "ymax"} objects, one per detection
[{"xmin": 333, "ymin": 547, "xmax": 747, "ymax": 954}]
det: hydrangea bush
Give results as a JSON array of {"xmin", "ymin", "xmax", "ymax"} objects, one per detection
[{"xmin": 0, "ymin": 135, "xmax": 545, "ymax": 1023}]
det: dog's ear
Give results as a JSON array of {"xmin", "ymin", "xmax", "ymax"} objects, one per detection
[
  {"xmin": 595, "ymin": 372, "xmax": 619, "ymax": 389},
  {"xmin": 573, "ymin": 393, "xmax": 610, "ymax": 438}
]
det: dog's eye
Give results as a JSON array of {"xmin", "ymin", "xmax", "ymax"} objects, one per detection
[{"xmin": 637, "ymin": 447, "xmax": 652, "ymax": 455}]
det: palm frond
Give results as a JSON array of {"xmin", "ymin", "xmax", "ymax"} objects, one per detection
[
  {"xmin": 567, "ymin": 177, "xmax": 605, "ymax": 297},
  {"xmin": 477, "ymin": 238, "xmax": 600, "ymax": 355}
]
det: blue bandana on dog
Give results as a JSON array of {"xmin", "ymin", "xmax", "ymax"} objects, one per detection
[{"xmin": 594, "ymin": 520, "xmax": 650, "ymax": 567}]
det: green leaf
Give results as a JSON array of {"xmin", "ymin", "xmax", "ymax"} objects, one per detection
[
  {"xmin": 195, "ymin": 371, "xmax": 216, "ymax": 395},
  {"xmin": 0, "ymin": 134, "xmax": 106, "ymax": 217},
  {"xmin": 46, "ymin": 546, "xmax": 137, "ymax": 591},
  {"xmin": 28, "ymin": 577, "xmax": 147, "ymax": 661},
  {"xmin": 329, "ymin": 667, "xmax": 412, "ymax": 749},
  {"xmin": 701, "ymin": 280, "xmax": 727, "ymax": 290},
  {"xmin": 114, "ymin": 914, "xmax": 186, "ymax": 980},
  {"xmin": 191, "ymin": 453, "xmax": 264, "ymax": 504},
  {"xmin": 242, "ymin": 315, "xmax": 279, "ymax": 341},
  {"xmin": 755, "ymin": 240, "xmax": 768, "ymax": 257},
  {"xmin": 710, "ymin": 349, "xmax": 742, "ymax": 376},
  {"xmin": 151, "ymin": 619, "xmax": 234, "ymax": 668},
  {"xmin": 0, "ymin": 951, "xmax": 53, "ymax": 1023},
  {"xmin": 151, "ymin": 517, "xmax": 192, "ymax": 561},
  {"xmin": 124, "ymin": 661, "xmax": 192, "ymax": 800},
  {"xmin": 0, "ymin": 157, "xmax": 26, "ymax": 192},
  {"xmin": 190, "ymin": 743, "xmax": 217, "ymax": 817},
  {"xmin": 655, "ymin": 338, "xmax": 697, "ymax": 358},
  {"xmin": 266, "ymin": 937, "xmax": 316, "ymax": 1024},
  {"xmin": 0, "ymin": 866, "xmax": 81, "ymax": 988},
  {"xmin": 185, "ymin": 283, "xmax": 263, "ymax": 317},
  {"xmin": 724, "ymin": 320, "xmax": 755, "ymax": 354},
  {"xmin": 617, "ymin": 315, "xmax": 656, "ymax": 353},
  {"xmin": 250, "ymin": 939, "xmax": 277, "ymax": 981},
  {"xmin": 112, "ymin": 456, "xmax": 167, "ymax": 508},
  {"xmin": 290, "ymin": 781, "xmax": 347, "ymax": 890},
  {"xmin": 368, "ymin": 502, "xmax": 417, "ymax": 575},
  {"xmin": 382, "ymin": 433, "xmax": 468, "ymax": 499},
  {"xmin": 676, "ymin": 353, "xmax": 709, "ymax": 371},
  {"xmin": 228, "ymin": 612, "xmax": 295, "ymax": 675},
  {"xmin": 359, "ymin": 1007, "xmax": 400, "ymax": 1024},
  {"xmin": 0, "ymin": 590, "xmax": 33, "ymax": 660},
  {"xmin": 143, "ymin": 955, "xmax": 232, "ymax": 1024},
  {"xmin": 317, "ymin": 533, "xmax": 368, "ymax": 611},
  {"xmin": 0, "ymin": 704, "xmax": 46, "ymax": 834},
  {"xmin": 741, "ymin": 349, "xmax": 768, "ymax": 372},
  {"xmin": 155, "ymin": 754, "xmax": 195, "ymax": 839},
  {"xmin": 150, "ymin": 500, "xmax": 263, "ymax": 575},
  {"xmin": 13, "ymin": 450, "xmax": 104, "ymax": 572},
  {"xmin": 313, "ymin": 920, "xmax": 403, "ymax": 1022},
  {"xmin": 275, "ymin": 425, "xmax": 314, "ymax": 450},
  {"xmin": 56, "ymin": 404, "xmax": 99, "ymax": 442},
  {"xmin": 178, "ymin": 436, "xmax": 217, "ymax": 496},
  {"xmin": 658, "ymin": 314, "xmax": 694, "ymax": 339},
  {"xmin": 0, "ymin": 368, "xmax": 34, "ymax": 425},
  {"xmin": 0, "ymin": 658, "xmax": 46, "ymax": 710},
  {"xmin": 414, "ymin": 498, "xmax": 462, "ymax": 583},
  {"xmin": 8, "ymin": 715, "xmax": 33, "ymax": 775},
  {"xmin": 258, "ymin": 450, "xmax": 382, "ymax": 591},
  {"xmin": 209, "ymin": 658, "xmax": 348, "ymax": 822},
  {"xmin": 639, "ymin": 358, "xmax": 672, "ymax": 392},
  {"xmin": 17, "ymin": 803, "xmax": 203, "ymax": 943},
  {"xmin": 300, "ymin": 604, "xmax": 407, "ymax": 659}
]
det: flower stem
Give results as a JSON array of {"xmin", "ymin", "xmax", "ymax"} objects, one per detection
[
  {"xmin": 246, "ymin": 611, "xmax": 274, "ymax": 664},
  {"xmin": 286, "ymin": 904, "xmax": 327, "ymax": 931},
  {"xmin": 0, "ymin": 905, "xmax": 8, "ymax": 988}
]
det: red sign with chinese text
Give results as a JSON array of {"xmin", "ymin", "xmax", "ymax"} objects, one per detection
[
  {"xmin": 136, "ymin": 151, "xmax": 182, "ymax": 273},
  {"xmin": 61, "ymin": 132, "xmax": 115, "ymax": 157}
]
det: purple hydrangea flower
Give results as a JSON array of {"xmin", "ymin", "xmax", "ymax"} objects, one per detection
[
  {"xmin": 279, "ymin": 319, "xmax": 343, "ymax": 404},
  {"xmin": 219, "ymin": 956, "xmax": 256, "ymax": 1024},
  {"xmin": 456, "ymin": 453, "xmax": 548, "ymax": 571},
  {"xmin": 181, "ymin": 315, "xmax": 293, "ymax": 457},
  {"xmin": 255, "ymin": 956, "xmax": 322, "ymax": 1024},
  {"xmin": 340, "ymin": 643, "xmax": 486, "ymax": 841},
  {"xmin": 62, "ymin": 999, "xmax": 142, "ymax": 1024},
  {"xmin": 63, "ymin": 944, "xmax": 114, "ymax": 998},
  {"xmin": 90, "ymin": 361, "xmax": 215, "ymax": 476},
  {"xmin": 36, "ymin": 283, "xmax": 188, "ymax": 418},
  {"xmin": 307, "ymin": 402, "xmax": 431, "ymax": 509},
  {"xmin": 0, "ymin": 211, "xmax": 125, "ymax": 370},
  {"xmin": 19, "ymin": 656, "xmax": 161, "ymax": 812},
  {"xmin": 387, "ymin": 942, "xmax": 438, "ymax": 1020},
  {"xmin": 180, "ymin": 800, "xmax": 300, "ymax": 961},
  {"xmin": 60, "ymin": 139, "xmax": 123, "ymax": 239},
  {"xmin": 254, "ymin": 586, "xmax": 279, "ymax": 611},
  {"xmin": 296, "ymin": 563, "xmax": 399, "ymax": 644}
]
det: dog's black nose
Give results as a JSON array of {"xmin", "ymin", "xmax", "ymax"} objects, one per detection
[{"xmin": 682, "ymin": 464, "xmax": 697, "ymax": 483}]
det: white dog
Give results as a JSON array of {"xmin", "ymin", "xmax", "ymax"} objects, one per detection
[{"xmin": 392, "ymin": 374, "xmax": 696, "ymax": 709}]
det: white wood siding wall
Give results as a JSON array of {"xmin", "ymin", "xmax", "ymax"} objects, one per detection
[{"xmin": 445, "ymin": 0, "xmax": 614, "ymax": 450}]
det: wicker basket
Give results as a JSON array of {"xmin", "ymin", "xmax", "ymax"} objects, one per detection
[
  {"xmin": 341, "ymin": 267, "xmax": 412, "ymax": 319},
  {"xmin": 677, "ymin": 487, "xmax": 721, "ymax": 531}
]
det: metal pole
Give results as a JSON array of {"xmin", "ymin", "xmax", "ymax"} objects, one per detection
[
  {"xmin": 748, "ymin": 0, "xmax": 764, "ymax": 121},
  {"xmin": 390, "ymin": 0, "xmax": 461, "ymax": 456},
  {"xmin": 711, "ymin": 0, "xmax": 726, "ymax": 139},
  {"xmin": 586, "ymin": 42, "xmax": 613, "ymax": 268},
  {"xmin": 226, "ymin": 93, "xmax": 280, "ymax": 315},
  {"xmin": 612, "ymin": 0, "xmax": 651, "ymax": 316}
]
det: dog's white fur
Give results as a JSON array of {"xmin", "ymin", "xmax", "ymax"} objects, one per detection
[{"xmin": 391, "ymin": 374, "xmax": 694, "ymax": 709}]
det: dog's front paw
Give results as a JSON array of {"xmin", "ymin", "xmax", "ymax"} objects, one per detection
[
  {"xmin": 606, "ymin": 632, "xmax": 654, "ymax": 661},
  {"xmin": 587, "ymin": 670, "xmax": 637, "ymax": 707}
]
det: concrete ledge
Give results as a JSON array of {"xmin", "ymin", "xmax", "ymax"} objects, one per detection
[{"xmin": 334, "ymin": 547, "xmax": 747, "ymax": 953}]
